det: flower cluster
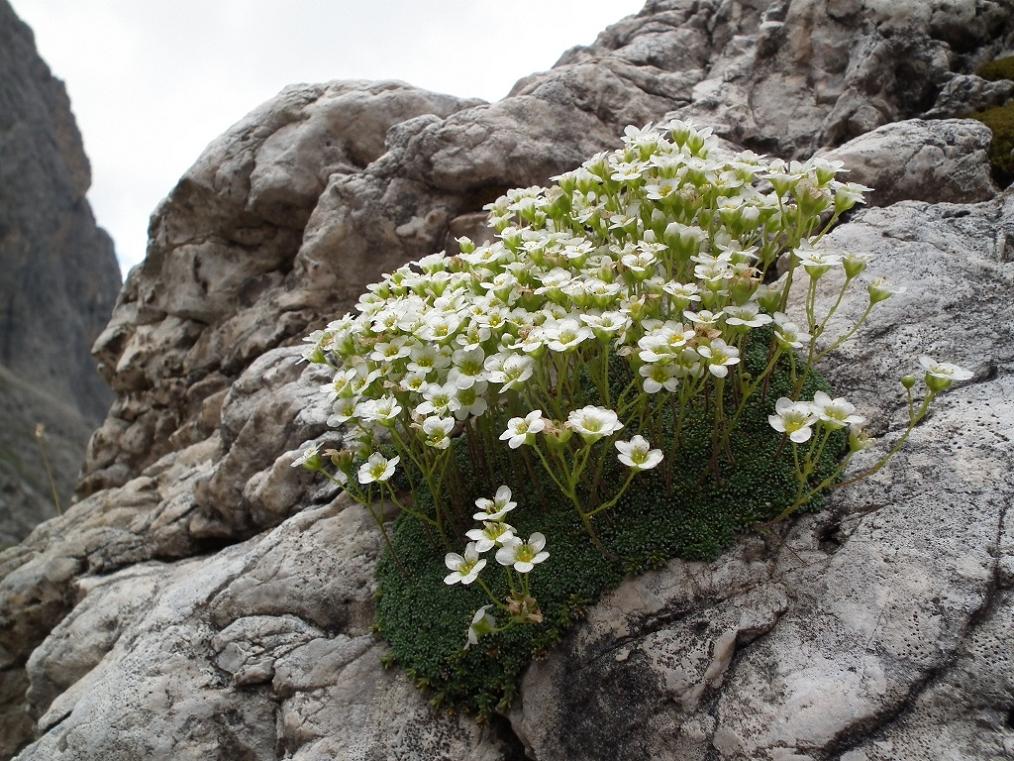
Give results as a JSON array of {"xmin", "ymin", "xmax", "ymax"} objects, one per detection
[
  {"xmin": 444, "ymin": 486, "xmax": 549, "ymax": 648},
  {"xmin": 296, "ymin": 119, "xmax": 971, "ymax": 652}
]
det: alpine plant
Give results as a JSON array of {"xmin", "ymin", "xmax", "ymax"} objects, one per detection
[{"xmin": 294, "ymin": 119, "xmax": 971, "ymax": 650}]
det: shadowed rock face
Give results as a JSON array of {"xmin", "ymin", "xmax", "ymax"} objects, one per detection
[
  {"xmin": 0, "ymin": 0, "xmax": 121, "ymax": 546},
  {"xmin": 1, "ymin": 1, "xmax": 1014, "ymax": 759}
]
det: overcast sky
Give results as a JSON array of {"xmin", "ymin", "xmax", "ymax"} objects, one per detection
[{"xmin": 13, "ymin": 0, "xmax": 644, "ymax": 274}]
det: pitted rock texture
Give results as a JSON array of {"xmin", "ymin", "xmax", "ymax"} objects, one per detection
[
  {"xmin": 821, "ymin": 118, "xmax": 999, "ymax": 206},
  {"xmin": 0, "ymin": 0, "xmax": 121, "ymax": 545},
  {"xmin": 2, "ymin": 1, "xmax": 1014, "ymax": 760},
  {"xmin": 551, "ymin": 0, "xmax": 1014, "ymax": 154}
]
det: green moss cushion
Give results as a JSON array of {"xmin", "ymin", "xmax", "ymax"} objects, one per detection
[{"xmin": 375, "ymin": 333, "xmax": 846, "ymax": 715}]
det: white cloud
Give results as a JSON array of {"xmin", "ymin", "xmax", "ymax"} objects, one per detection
[{"xmin": 11, "ymin": 0, "xmax": 644, "ymax": 273}]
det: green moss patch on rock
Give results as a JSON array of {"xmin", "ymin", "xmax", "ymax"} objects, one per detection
[
  {"xmin": 968, "ymin": 101, "xmax": 1014, "ymax": 177},
  {"xmin": 976, "ymin": 56, "xmax": 1014, "ymax": 82},
  {"xmin": 968, "ymin": 57, "xmax": 1014, "ymax": 179},
  {"xmin": 375, "ymin": 331, "xmax": 846, "ymax": 716}
]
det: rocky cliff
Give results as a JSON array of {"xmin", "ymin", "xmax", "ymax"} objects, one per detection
[
  {"xmin": 1, "ymin": 1, "xmax": 1013, "ymax": 759},
  {"xmin": 0, "ymin": 0, "xmax": 122, "ymax": 546}
]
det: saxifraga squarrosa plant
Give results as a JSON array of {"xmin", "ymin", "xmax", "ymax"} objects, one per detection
[{"xmin": 292, "ymin": 119, "xmax": 972, "ymax": 714}]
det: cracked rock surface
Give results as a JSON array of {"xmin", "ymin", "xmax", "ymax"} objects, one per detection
[{"xmin": 2, "ymin": 1, "xmax": 1014, "ymax": 759}]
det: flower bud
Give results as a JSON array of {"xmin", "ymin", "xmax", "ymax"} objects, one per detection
[
  {"xmin": 542, "ymin": 421, "xmax": 573, "ymax": 450},
  {"xmin": 900, "ymin": 374, "xmax": 917, "ymax": 390},
  {"xmin": 833, "ymin": 182, "xmax": 871, "ymax": 215},
  {"xmin": 555, "ymin": 173, "xmax": 577, "ymax": 194},
  {"xmin": 849, "ymin": 428, "xmax": 872, "ymax": 452},
  {"xmin": 626, "ymin": 297, "xmax": 647, "ymax": 321},
  {"xmin": 925, "ymin": 373, "xmax": 952, "ymax": 394},
  {"xmin": 804, "ymin": 263, "xmax": 832, "ymax": 280},
  {"xmin": 756, "ymin": 284, "xmax": 783, "ymax": 314},
  {"xmin": 729, "ymin": 274, "xmax": 759, "ymax": 304},
  {"xmin": 868, "ymin": 277, "xmax": 902, "ymax": 304},
  {"xmin": 548, "ymin": 190, "xmax": 572, "ymax": 217},
  {"xmin": 842, "ymin": 253, "xmax": 869, "ymax": 279}
]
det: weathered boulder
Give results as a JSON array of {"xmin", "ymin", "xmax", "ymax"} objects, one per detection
[
  {"xmin": 926, "ymin": 72, "xmax": 1014, "ymax": 118},
  {"xmin": 555, "ymin": 0, "xmax": 1014, "ymax": 154},
  {"xmin": 10, "ymin": 498, "xmax": 514, "ymax": 761},
  {"xmin": 2, "ymin": 1, "xmax": 1014, "ymax": 759},
  {"xmin": 0, "ymin": 0, "xmax": 121, "ymax": 545},
  {"xmin": 821, "ymin": 118, "xmax": 999, "ymax": 206}
]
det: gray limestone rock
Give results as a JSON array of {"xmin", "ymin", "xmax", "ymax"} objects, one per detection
[
  {"xmin": 821, "ymin": 118, "xmax": 999, "ymax": 206},
  {"xmin": 926, "ymin": 73, "xmax": 1014, "ymax": 118},
  {"xmin": 2, "ymin": 1, "xmax": 1014, "ymax": 759},
  {"xmin": 10, "ymin": 499, "xmax": 514, "ymax": 761}
]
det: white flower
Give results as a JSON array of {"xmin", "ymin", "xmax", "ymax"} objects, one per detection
[
  {"xmin": 447, "ymin": 347, "xmax": 484, "ymax": 387},
  {"xmin": 794, "ymin": 246, "xmax": 842, "ymax": 276},
  {"xmin": 420, "ymin": 416, "xmax": 455, "ymax": 449},
  {"xmin": 466, "ymin": 605, "xmax": 497, "ymax": 648},
  {"xmin": 369, "ymin": 336, "xmax": 411, "ymax": 362},
  {"xmin": 545, "ymin": 318, "xmax": 593, "ymax": 352},
  {"xmin": 399, "ymin": 370, "xmax": 427, "ymax": 392},
  {"xmin": 580, "ymin": 311, "xmax": 629, "ymax": 336},
  {"xmin": 639, "ymin": 362, "xmax": 679, "ymax": 393},
  {"xmin": 566, "ymin": 405, "xmax": 624, "ymax": 442},
  {"xmin": 683, "ymin": 309, "xmax": 724, "ymax": 327},
  {"xmin": 473, "ymin": 485, "xmax": 518, "ymax": 521},
  {"xmin": 290, "ymin": 443, "xmax": 322, "ymax": 469},
  {"xmin": 418, "ymin": 251, "xmax": 449, "ymax": 272},
  {"xmin": 696, "ymin": 339, "xmax": 741, "ymax": 378},
  {"xmin": 357, "ymin": 395, "xmax": 402, "ymax": 424},
  {"xmin": 499, "ymin": 410, "xmax": 546, "ymax": 449},
  {"xmin": 443, "ymin": 543, "xmax": 487, "ymax": 585},
  {"xmin": 918, "ymin": 356, "xmax": 973, "ymax": 383},
  {"xmin": 495, "ymin": 532, "xmax": 549, "ymax": 573},
  {"xmin": 638, "ymin": 324, "xmax": 695, "ymax": 364},
  {"xmin": 725, "ymin": 303, "xmax": 772, "ymax": 328},
  {"xmin": 662, "ymin": 280, "xmax": 702, "ymax": 304},
  {"xmin": 454, "ymin": 382, "xmax": 489, "ymax": 420},
  {"xmin": 407, "ymin": 343, "xmax": 450, "ymax": 375},
  {"xmin": 773, "ymin": 312, "xmax": 811, "ymax": 349},
  {"xmin": 488, "ymin": 353, "xmax": 535, "ymax": 392},
  {"xmin": 357, "ymin": 452, "xmax": 400, "ymax": 484},
  {"xmin": 811, "ymin": 391, "xmax": 865, "ymax": 429},
  {"xmin": 417, "ymin": 312, "xmax": 462, "ymax": 342},
  {"xmin": 615, "ymin": 435, "xmax": 664, "ymax": 471},
  {"xmin": 768, "ymin": 397, "xmax": 819, "ymax": 443},
  {"xmin": 416, "ymin": 383, "xmax": 461, "ymax": 417},
  {"xmin": 621, "ymin": 248, "xmax": 657, "ymax": 274},
  {"xmin": 465, "ymin": 521, "xmax": 518, "ymax": 553},
  {"xmin": 329, "ymin": 396, "xmax": 358, "ymax": 425}
]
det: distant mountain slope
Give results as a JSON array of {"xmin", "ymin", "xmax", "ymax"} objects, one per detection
[{"xmin": 0, "ymin": 0, "xmax": 121, "ymax": 543}]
